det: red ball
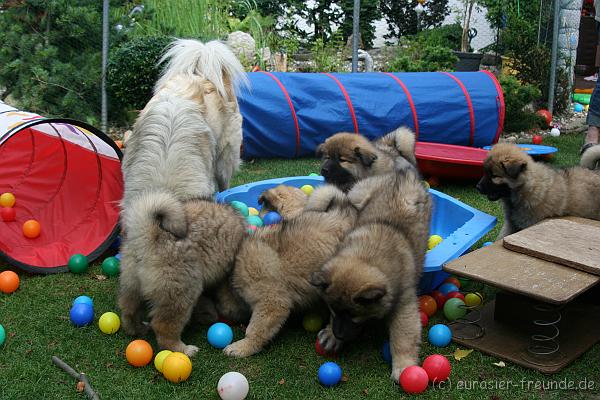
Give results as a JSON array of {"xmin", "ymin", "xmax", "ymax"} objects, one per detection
[
  {"xmin": 446, "ymin": 291, "xmax": 465, "ymax": 301},
  {"xmin": 1, "ymin": 207, "xmax": 16, "ymax": 222},
  {"xmin": 419, "ymin": 311, "xmax": 429, "ymax": 327},
  {"xmin": 419, "ymin": 295, "xmax": 437, "ymax": 317},
  {"xmin": 399, "ymin": 365, "xmax": 429, "ymax": 394},
  {"xmin": 443, "ymin": 277, "xmax": 461, "ymax": 289},
  {"xmin": 315, "ymin": 338, "xmax": 336, "ymax": 357},
  {"xmin": 536, "ymin": 109, "xmax": 552, "ymax": 127},
  {"xmin": 422, "ymin": 354, "xmax": 451, "ymax": 383},
  {"xmin": 532, "ymin": 135, "xmax": 543, "ymax": 145},
  {"xmin": 430, "ymin": 290, "xmax": 447, "ymax": 309}
]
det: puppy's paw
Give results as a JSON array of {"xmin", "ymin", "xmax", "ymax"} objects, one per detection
[
  {"xmin": 317, "ymin": 327, "xmax": 343, "ymax": 353},
  {"xmin": 183, "ymin": 344, "xmax": 199, "ymax": 358},
  {"xmin": 259, "ymin": 185, "xmax": 307, "ymax": 219},
  {"xmin": 391, "ymin": 367, "xmax": 404, "ymax": 384},
  {"xmin": 223, "ymin": 338, "xmax": 259, "ymax": 358}
]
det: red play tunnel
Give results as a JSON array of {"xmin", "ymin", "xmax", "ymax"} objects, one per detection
[{"xmin": 0, "ymin": 101, "xmax": 123, "ymax": 273}]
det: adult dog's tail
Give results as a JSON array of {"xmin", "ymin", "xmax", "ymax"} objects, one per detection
[
  {"xmin": 156, "ymin": 39, "xmax": 249, "ymax": 101},
  {"xmin": 581, "ymin": 145, "xmax": 600, "ymax": 170}
]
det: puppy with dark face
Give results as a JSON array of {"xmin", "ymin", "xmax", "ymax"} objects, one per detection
[
  {"xmin": 311, "ymin": 168, "xmax": 431, "ymax": 383},
  {"xmin": 477, "ymin": 142, "xmax": 600, "ymax": 239},
  {"xmin": 317, "ymin": 127, "xmax": 417, "ymax": 192}
]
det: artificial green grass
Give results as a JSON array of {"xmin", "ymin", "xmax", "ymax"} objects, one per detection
[{"xmin": 1, "ymin": 134, "xmax": 599, "ymax": 399}]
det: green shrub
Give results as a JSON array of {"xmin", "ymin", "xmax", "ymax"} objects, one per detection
[
  {"xmin": 418, "ymin": 23, "xmax": 462, "ymax": 50},
  {"xmin": 107, "ymin": 36, "xmax": 172, "ymax": 112},
  {"xmin": 388, "ymin": 38, "xmax": 458, "ymax": 72},
  {"xmin": 500, "ymin": 76, "xmax": 545, "ymax": 132}
]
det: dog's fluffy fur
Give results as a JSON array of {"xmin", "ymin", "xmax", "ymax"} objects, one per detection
[
  {"xmin": 214, "ymin": 185, "xmax": 358, "ymax": 357},
  {"xmin": 581, "ymin": 145, "xmax": 600, "ymax": 170},
  {"xmin": 317, "ymin": 127, "xmax": 417, "ymax": 191},
  {"xmin": 477, "ymin": 142, "xmax": 600, "ymax": 239},
  {"xmin": 311, "ymin": 168, "xmax": 431, "ymax": 383},
  {"xmin": 119, "ymin": 39, "xmax": 248, "ymax": 355}
]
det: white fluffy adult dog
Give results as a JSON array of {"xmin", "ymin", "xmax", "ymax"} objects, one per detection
[{"xmin": 118, "ymin": 39, "xmax": 249, "ymax": 355}]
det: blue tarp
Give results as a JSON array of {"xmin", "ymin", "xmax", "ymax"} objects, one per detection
[{"xmin": 238, "ymin": 71, "xmax": 504, "ymax": 159}]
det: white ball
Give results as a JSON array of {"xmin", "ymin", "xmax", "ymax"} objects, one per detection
[
  {"xmin": 217, "ymin": 372, "xmax": 249, "ymax": 400},
  {"xmin": 550, "ymin": 128, "xmax": 560, "ymax": 137}
]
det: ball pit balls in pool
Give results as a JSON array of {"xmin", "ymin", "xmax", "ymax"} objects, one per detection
[
  {"xmin": 0, "ymin": 271, "xmax": 20, "ymax": 294},
  {"xmin": 22, "ymin": 219, "xmax": 41, "ymax": 239},
  {"xmin": 446, "ymin": 291, "xmax": 465, "ymax": 301},
  {"xmin": 98, "ymin": 312, "xmax": 121, "ymax": 334},
  {"xmin": 0, "ymin": 324, "xmax": 5, "ymax": 346},
  {"xmin": 72, "ymin": 295, "xmax": 93, "ymax": 308},
  {"xmin": 422, "ymin": 354, "xmax": 451, "ymax": 383},
  {"xmin": 318, "ymin": 362, "xmax": 343, "ymax": 387},
  {"xmin": 443, "ymin": 298, "xmax": 467, "ymax": 321},
  {"xmin": 428, "ymin": 324, "xmax": 452, "ymax": 347},
  {"xmin": 418, "ymin": 295, "xmax": 437, "ymax": 317},
  {"xmin": 154, "ymin": 350, "xmax": 173, "ymax": 373},
  {"xmin": 1, "ymin": 207, "xmax": 16, "ymax": 222},
  {"xmin": 207, "ymin": 322, "xmax": 234, "ymax": 349},
  {"xmin": 246, "ymin": 215, "xmax": 263, "ymax": 227},
  {"xmin": 70, "ymin": 303, "xmax": 94, "ymax": 327},
  {"xmin": 438, "ymin": 283, "xmax": 459, "ymax": 296},
  {"xmin": 125, "ymin": 339, "xmax": 154, "ymax": 367},
  {"xmin": 399, "ymin": 365, "xmax": 429, "ymax": 394},
  {"xmin": 427, "ymin": 235, "xmax": 443, "ymax": 250},
  {"xmin": 217, "ymin": 371, "xmax": 250, "ymax": 400},
  {"xmin": 162, "ymin": 352, "xmax": 192, "ymax": 383},
  {"xmin": 262, "ymin": 211, "xmax": 282, "ymax": 226},
  {"xmin": 381, "ymin": 341, "xmax": 392, "ymax": 364},
  {"xmin": 300, "ymin": 184, "xmax": 314, "ymax": 196},
  {"xmin": 247, "ymin": 226, "xmax": 257, "ymax": 234},
  {"xmin": 420, "ymin": 311, "xmax": 429, "ymax": 327},
  {"xmin": 68, "ymin": 254, "xmax": 89, "ymax": 274},
  {"xmin": 101, "ymin": 256, "xmax": 120, "ymax": 277},
  {"xmin": 0, "ymin": 192, "xmax": 16, "ymax": 208},
  {"xmin": 464, "ymin": 292, "xmax": 483, "ymax": 307},
  {"xmin": 248, "ymin": 207, "xmax": 259, "ymax": 216},
  {"xmin": 430, "ymin": 290, "xmax": 447, "ymax": 309},
  {"xmin": 302, "ymin": 313, "xmax": 323, "ymax": 333},
  {"xmin": 309, "ymin": 173, "xmax": 320, "ymax": 177},
  {"xmin": 230, "ymin": 201, "xmax": 249, "ymax": 217},
  {"xmin": 443, "ymin": 277, "xmax": 461, "ymax": 289}
]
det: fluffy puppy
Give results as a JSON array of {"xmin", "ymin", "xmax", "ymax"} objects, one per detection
[
  {"xmin": 477, "ymin": 142, "xmax": 600, "ymax": 239},
  {"xmin": 311, "ymin": 168, "xmax": 431, "ymax": 383},
  {"xmin": 581, "ymin": 145, "xmax": 600, "ymax": 170},
  {"xmin": 118, "ymin": 193, "xmax": 246, "ymax": 356},
  {"xmin": 258, "ymin": 185, "xmax": 308, "ymax": 219},
  {"xmin": 215, "ymin": 185, "xmax": 358, "ymax": 357},
  {"xmin": 317, "ymin": 126, "xmax": 417, "ymax": 191}
]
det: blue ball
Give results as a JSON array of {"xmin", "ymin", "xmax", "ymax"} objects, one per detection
[
  {"xmin": 482, "ymin": 241, "xmax": 493, "ymax": 248},
  {"xmin": 72, "ymin": 295, "xmax": 93, "ymax": 308},
  {"xmin": 381, "ymin": 341, "xmax": 391, "ymax": 364},
  {"xmin": 115, "ymin": 253, "xmax": 122, "ymax": 261},
  {"xmin": 428, "ymin": 324, "xmax": 452, "ymax": 347},
  {"xmin": 207, "ymin": 322, "xmax": 233, "ymax": 349},
  {"xmin": 574, "ymin": 103, "xmax": 584, "ymax": 112},
  {"xmin": 262, "ymin": 211, "xmax": 282, "ymax": 225},
  {"xmin": 438, "ymin": 283, "xmax": 459, "ymax": 296},
  {"xmin": 318, "ymin": 361, "xmax": 343, "ymax": 387},
  {"xmin": 70, "ymin": 303, "xmax": 94, "ymax": 327}
]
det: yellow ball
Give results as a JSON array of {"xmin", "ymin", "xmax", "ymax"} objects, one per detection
[
  {"xmin": 162, "ymin": 352, "xmax": 192, "ymax": 383},
  {"xmin": 464, "ymin": 292, "xmax": 483, "ymax": 308},
  {"xmin": 154, "ymin": 350, "xmax": 173, "ymax": 373},
  {"xmin": 428, "ymin": 235, "xmax": 443, "ymax": 250},
  {"xmin": 98, "ymin": 312, "xmax": 120, "ymax": 334},
  {"xmin": 585, "ymin": 104, "xmax": 590, "ymax": 112},
  {"xmin": 248, "ymin": 207, "xmax": 259, "ymax": 216},
  {"xmin": 300, "ymin": 185, "xmax": 314, "ymax": 196},
  {"xmin": 0, "ymin": 192, "xmax": 16, "ymax": 208}
]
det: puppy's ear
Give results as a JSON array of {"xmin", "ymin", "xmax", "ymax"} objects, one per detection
[
  {"xmin": 310, "ymin": 271, "xmax": 330, "ymax": 290},
  {"xmin": 316, "ymin": 144, "xmax": 325, "ymax": 158},
  {"xmin": 354, "ymin": 146, "xmax": 378, "ymax": 167},
  {"xmin": 501, "ymin": 160, "xmax": 527, "ymax": 179},
  {"xmin": 258, "ymin": 193, "xmax": 268, "ymax": 206},
  {"xmin": 352, "ymin": 285, "xmax": 386, "ymax": 305}
]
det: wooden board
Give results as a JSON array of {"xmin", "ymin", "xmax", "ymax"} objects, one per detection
[{"xmin": 503, "ymin": 219, "xmax": 600, "ymax": 276}]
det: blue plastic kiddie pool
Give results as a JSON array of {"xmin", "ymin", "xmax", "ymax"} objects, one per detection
[
  {"xmin": 482, "ymin": 144, "xmax": 558, "ymax": 157},
  {"xmin": 216, "ymin": 176, "xmax": 497, "ymax": 294}
]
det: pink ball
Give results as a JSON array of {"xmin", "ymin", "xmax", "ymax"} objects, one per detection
[
  {"xmin": 399, "ymin": 365, "xmax": 429, "ymax": 394},
  {"xmin": 422, "ymin": 354, "xmax": 451, "ymax": 383}
]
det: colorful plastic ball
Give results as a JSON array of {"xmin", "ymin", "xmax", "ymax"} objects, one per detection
[
  {"xmin": 0, "ymin": 271, "xmax": 20, "ymax": 294},
  {"xmin": 482, "ymin": 241, "xmax": 493, "ymax": 248},
  {"xmin": 300, "ymin": 185, "xmax": 314, "ymax": 196},
  {"xmin": 536, "ymin": 109, "xmax": 552, "ymax": 127},
  {"xmin": 309, "ymin": 173, "xmax": 320, "ymax": 177},
  {"xmin": 162, "ymin": 352, "xmax": 192, "ymax": 383},
  {"xmin": 430, "ymin": 290, "xmax": 447, "ymax": 309},
  {"xmin": 101, "ymin": 256, "xmax": 120, "ymax": 277},
  {"xmin": 318, "ymin": 361, "xmax": 343, "ymax": 387},
  {"xmin": 262, "ymin": 211, "xmax": 282, "ymax": 226},
  {"xmin": 464, "ymin": 292, "xmax": 483, "ymax": 308},
  {"xmin": 22, "ymin": 219, "xmax": 41, "ymax": 239},
  {"xmin": 438, "ymin": 283, "xmax": 459, "ymax": 296},
  {"xmin": 443, "ymin": 298, "xmax": 467, "ymax": 321},
  {"xmin": 154, "ymin": 350, "xmax": 173, "ymax": 373},
  {"xmin": 207, "ymin": 322, "xmax": 234, "ymax": 349},
  {"xmin": 574, "ymin": 103, "xmax": 584, "ymax": 113},
  {"xmin": 248, "ymin": 207, "xmax": 259, "ymax": 216},
  {"xmin": 68, "ymin": 254, "xmax": 88, "ymax": 274},
  {"xmin": 315, "ymin": 338, "xmax": 336, "ymax": 357},
  {"xmin": 217, "ymin": 371, "xmax": 250, "ymax": 400},
  {"xmin": 532, "ymin": 135, "xmax": 543, "ymax": 145},
  {"xmin": 427, "ymin": 235, "xmax": 443, "ymax": 250},
  {"xmin": 381, "ymin": 341, "xmax": 392, "ymax": 364},
  {"xmin": 399, "ymin": 365, "xmax": 429, "ymax": 394},
  {"xmin": 420, "ymin": 311, "xmax": 429, "ymax": 327},
  {"xmin": 302, "ymin": 313, "xmax": 323, "ymax": 333},
  {"xmin": 0, "ymin": 193, "xmax": 16, "ymax": 208},
  {"xmin": 0, "ymin": 324, "xmax": 5, "ymax": 346},
  {"xmin": 422, "ymin": 354, "xmax": 451, "ymax": 383},
  {"xmin": 419, "ymin": 295, "xmax": 437, "ymax": 317},
  {"xmin": 585, "ymin": 104, "xmax": 590, "ymax": 112},
  {"xmin": 443, "ymin": 277, "xmax": 461, "ymax": 289},
  {"xmin": 70, "ymin": 303, "xmax": 94, "ymax": 327},
  {"xmin": 1, "ymin": 207, "xmax": 16, "ymax": 222},
  {"xmin": 446, "ymin": 291, "xmax": 465, "ymax": 301},
  {"xmin": 98, "ymin": 312, "xmax": 120, "ymax": 334},
  {"xmin": 428, "ymin": 324, "xmax": 452, "ymax": 347},
  {"xmin": 246, "ymin": 215, "xmax": 263, "ymax": 227},
  {"xmin": 230, "ymin": 201, "xmax": 249, "ymax": 217},
  {"xmin": 125, "ymin": 339, "xmax": 153, "ymax": 367},
  {"xmin": 115, "ymin": 253, "xmax": 122, "ymax": 261},
  {"xmin": 72, "ymin": 295, "xmax": 93, "ymax": 308},
  {"xmin": 550, "ymin": 127, "xmax": 560, "ymax": 137},
  {"xmin": 247, "ymin": 226, "xmax": 257, "ymax": 234}
]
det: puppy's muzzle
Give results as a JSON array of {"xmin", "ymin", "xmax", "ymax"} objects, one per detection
[{"xmin": 332, "ymin": 314, "xmax": 363, "ymax": 342}]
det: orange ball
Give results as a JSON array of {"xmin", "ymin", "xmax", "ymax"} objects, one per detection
[
  {"xmin": 22, "ymin": 219, "xmax": 41, "ymax": 239},
  {"xmin": 162, "ymin": 352, "xmax": 192, "ymax": 383},
  {"xmin": 0, "ymin": 192, "xmax": 15, "ymax": 208},
  {"xmin": 125, "ymin": 339, "xmax": 153, "ymax": 367},
  {"xmin": 419, "ymin": 295, "xmax": 438, "ymax": 317},
  {"xmin": 0, "ymin": 271, "xmax": 20, "ymax": 294}
]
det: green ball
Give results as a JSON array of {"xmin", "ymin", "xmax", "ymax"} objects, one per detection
[
  {"xmin": 246, "ymin": 215, "xmax": 263, "ymax": 227},
  {"xmin": 309, "ymin": 173, "xmax": 320, "ymax": 177},
  {"xmin": 101, "ymin": 257, "xmax": 120, "ymax": 277},
  {"xmin": 443, "ymin": 298, "xmax": 467, "ymax": 321},
  {"xmin": 302, "ymin": 313, "xmax": 323, "ymax": 333},
  {"xmin": 0, "ymin": 324, "xmax": 5, "ymax": 346},
  {"xmin": 230, "ymin": 201, "xmax": 249, "ymax": 217},
  {"xmin": 68, "ymin": 254, "xmax": 88, "ymax": 274}
]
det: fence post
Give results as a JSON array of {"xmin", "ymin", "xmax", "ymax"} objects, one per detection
[
  {"xmin": 548, "ymin": 0, "xmax": 560, "ymax": 114},
  {"xmin": 352, "ymin": 0, "xmax": 360, "ymax": 72},
  {"xmin": 101, "ymin": 0, "xmax": 109, "ymax": 133}
]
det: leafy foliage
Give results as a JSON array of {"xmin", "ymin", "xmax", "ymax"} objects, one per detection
[
  {"xmin": 500, "ymin": 76, "xmax": 545, "ymax": 132},
  {"xmin": 380, "ymin": 0, "xmax": 450, "ymax": 39}
]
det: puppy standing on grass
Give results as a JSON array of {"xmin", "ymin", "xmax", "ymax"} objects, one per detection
[
  {"xmin": 119, "ymin": 39, "xmax": 249, "ymax": 356},
  {"xmin": 477, "ymin": 142, "xmax": 600, "ymax": 239}
]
